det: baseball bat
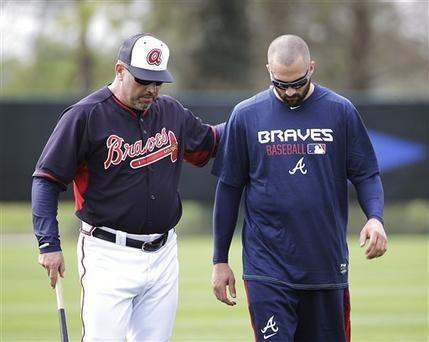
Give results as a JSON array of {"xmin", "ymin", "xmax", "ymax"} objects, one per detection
[{"xmin": 55, "ymin": 277, "xmax": 69, "ymax": 342}]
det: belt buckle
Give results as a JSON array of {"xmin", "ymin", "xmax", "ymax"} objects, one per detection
[
  {"xmin": 141, "ymin": 233, "xmax": 167, "ymax": 252},
  {"xmin": 141, "ymin": 240, "xmax": 158, "ymax": 252},
  {"xmin": 141, "ymin": 241, "xmax": 151, "ymax": 252}
]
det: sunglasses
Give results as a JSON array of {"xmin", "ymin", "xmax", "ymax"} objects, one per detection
[
  {"xmin": 270, "ymin": 70, "xmax": 310, "ymax": 90},
  {"xmin": 121, "ymin": 64, "xmax": 163, "ymax": 86},
  {"xmin": 134, "ymin": 78, "xmax": 163, "ymax": 86}
]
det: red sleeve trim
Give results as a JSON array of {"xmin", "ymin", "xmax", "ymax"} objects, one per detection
[
  {"xmin": 184, "ymin": 150, "xmax": 211, "ymax": 167},
  {"xmin": 211, "ymin": 125, "xmax": 219, "ymax": 156},
  {"xmin": 184, "ymin": 126, "xmax": 217, "ymax": 167},
  {"xmin": 32, "ymin": 171, "xmax": 68, "ymax": 188}
]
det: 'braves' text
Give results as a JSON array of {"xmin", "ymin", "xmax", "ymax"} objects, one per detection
[
  {"xmin": 258, "ymin": 128, "xmax": 334, "ymax": 143},
  {"xmin": 104, "ymin": 128, "xmax": 175, "ymax": 169}
]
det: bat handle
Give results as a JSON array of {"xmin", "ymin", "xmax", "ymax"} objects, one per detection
[{"xmin": 55, "ymin": 277, "xmax": 65, "ymax": 309}]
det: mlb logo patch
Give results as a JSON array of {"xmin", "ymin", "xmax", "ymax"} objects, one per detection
[{"xmin": 307, "ymin": 143, "xmax": 326, "ymax": 154}]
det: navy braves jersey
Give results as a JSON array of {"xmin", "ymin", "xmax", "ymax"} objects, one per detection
[
  {"xmin": 34, "ymin": 86, "xmax": 218, "ymax": 235},
  {"xmin": 212, "ymin": 85, "xmax": 381, "ymax": 289}
]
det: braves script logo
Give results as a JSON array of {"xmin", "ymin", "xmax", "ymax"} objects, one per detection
[
  {"xmin": 147, "ymin": 48, "xmax": 162, "ymax": 66},
  {"xmin": 261, "ymin": 315, "xmax": 279, "ymax": 340},
  {"xmin": 104, "ymin": 128, "xmax": 177, "ymax": 169}
]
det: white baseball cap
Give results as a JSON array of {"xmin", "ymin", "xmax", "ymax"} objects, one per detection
[{"xmin": 118, "ymin": 33, "xmax": 174, "ymax": 83}]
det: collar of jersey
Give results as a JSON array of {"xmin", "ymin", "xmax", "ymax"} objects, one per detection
[{"xmin": 112, "ymin": 95, "xmax": 148, "ymax": 117}]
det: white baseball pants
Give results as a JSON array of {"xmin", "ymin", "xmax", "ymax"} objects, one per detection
[{"xmin": 77, "ymin": 228, "xmax": 178, "ymax": 342}]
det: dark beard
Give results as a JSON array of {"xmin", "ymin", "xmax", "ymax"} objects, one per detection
[{"xmin": 280, "ymin": 81, "xmax": 311, "ymax": 107}]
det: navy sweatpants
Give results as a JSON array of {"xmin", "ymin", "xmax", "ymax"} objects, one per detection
[{"xmin": 244, "ymin": 280, "xmax": 351, "ymax": 342}]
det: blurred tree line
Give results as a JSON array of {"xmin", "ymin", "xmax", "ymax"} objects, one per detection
[{"xmin": 1, "ymin": 0, "xmax": 428, "ymax": 98}]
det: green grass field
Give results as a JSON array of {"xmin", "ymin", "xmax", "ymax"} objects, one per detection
[
  {"xmin": 1, "ymin": 234, "xmax": 428, "ymax": 341},
  {"xmin": 1, "ymin": 201, "xmax": 428, "ymax": 341}
]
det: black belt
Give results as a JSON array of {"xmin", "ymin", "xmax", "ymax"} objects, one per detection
[{"xmin": 91, "ymin": 228, "xmax": 169, "ymax": 252}]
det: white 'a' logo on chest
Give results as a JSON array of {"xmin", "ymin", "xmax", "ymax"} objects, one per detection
[{"xmin": 289, "ymin": 157, "xmax": 307, "ymax": 175}]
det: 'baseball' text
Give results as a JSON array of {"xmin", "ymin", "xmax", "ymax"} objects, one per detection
[{"xmin": 266, "ymin": 144, "xmax": 305, "ymax": 156}]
